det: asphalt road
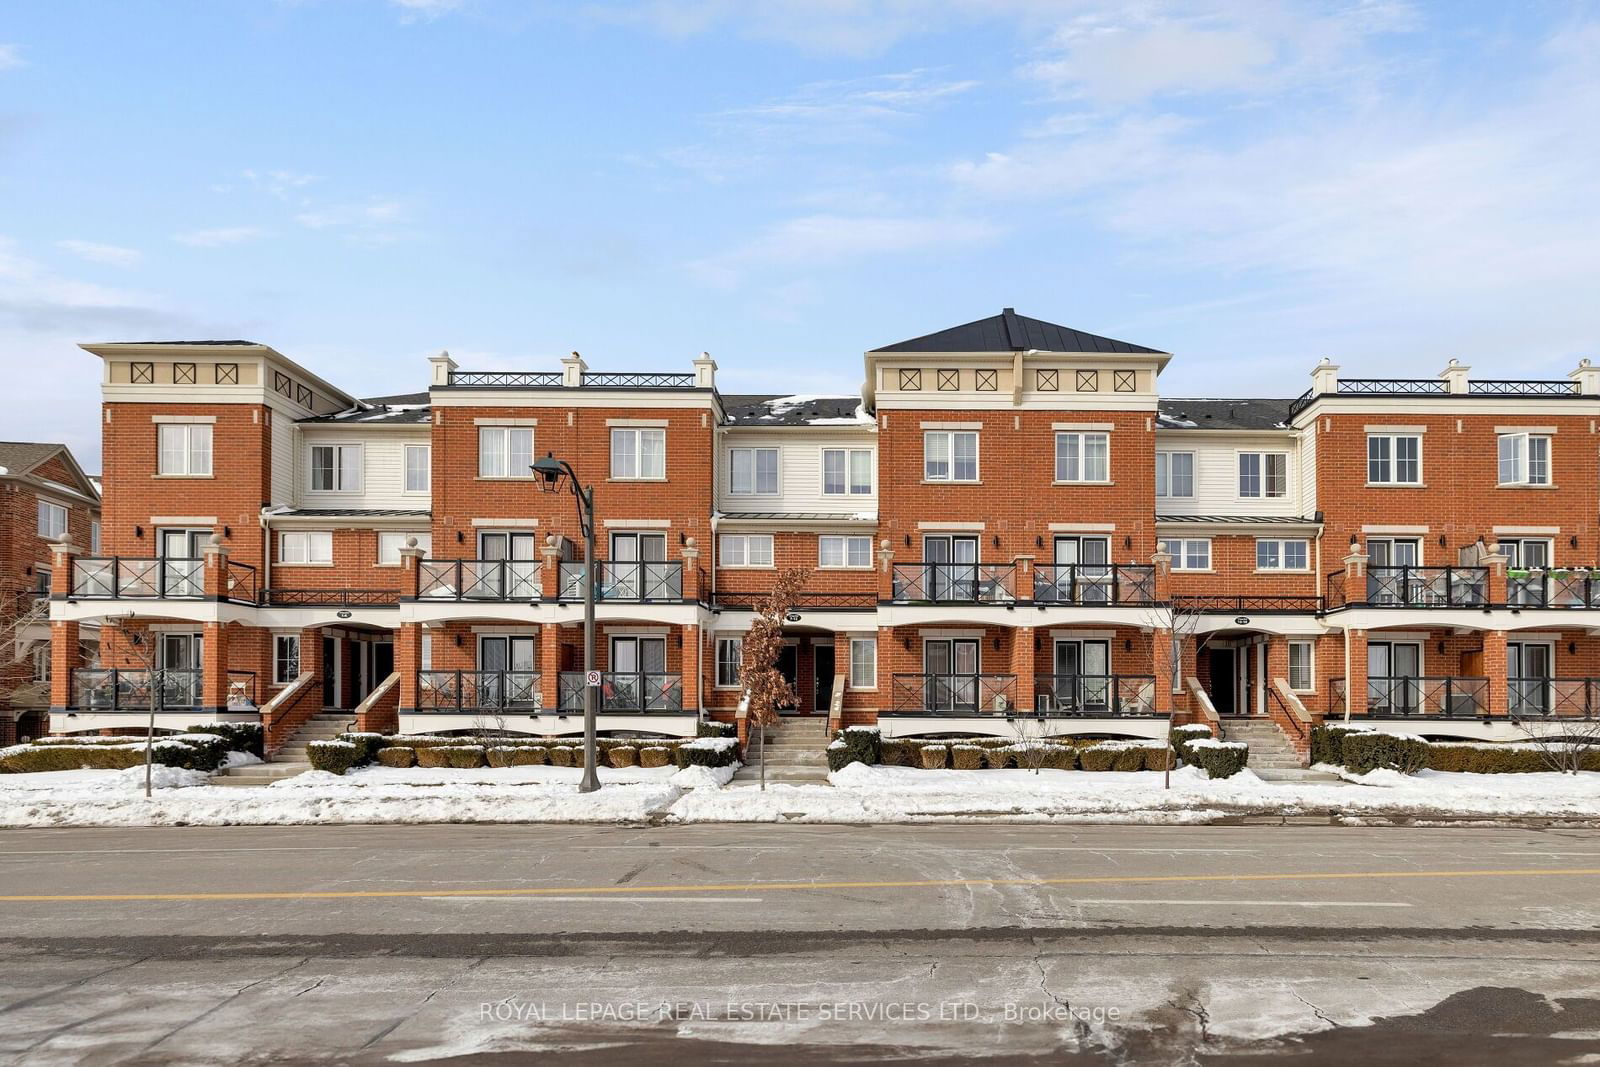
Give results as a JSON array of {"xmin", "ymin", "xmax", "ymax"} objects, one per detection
[{"xmin": 4, "ymin": 823, "xmax": 1600, "ymax": 1064}]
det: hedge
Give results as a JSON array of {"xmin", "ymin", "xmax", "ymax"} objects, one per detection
[
  {"xmin": 951, "ymin": 744, "xmax": 983, "ymax": 770},
  {"xmin": 0, "ymin": 734, "xmax": 233, "ymax": 774},
  {"xmin": 838, "ymin": 726, "xmax": 881, "ymax": 768},
  {"xmin": 188, "ymin": 722, "xmax": 265, "ymax": 759},
  {"xmin": 548, "ymin": 746, "xmax": 575, "ymax": 767},
  {"xmin": 919, "ymin": 744, "xmax": 948, "ymax": 769},
  {"xmin": 639, "ymin": 746, "xmax": 674, "ymax": 769},
  {"xmin": 1339, "ymin": 732, "xmax": 1428, "ymax": 775},
  {"xmin": 337, "ymin": 732, "xmax": 386, "ymax": 767},
  {"xmin": 697, "ymin": 721, "xmax": 736, "ymax": 739},
  {"xmin": 1184, "ymin": 739, "xmax": 1249, "ymax": 779},
  {"xmin": 376, "ymin": 747, "xmax": 415, "ymax": 768},
  {"xmin": 608, "ymin": 745, "xmax": 638, "ymax": 768},
  {"xmin": 1309, "ymin": 724, "xmax": 1372, "ymax": 767},
  {"xmin": 826, "ymin": 740, "xmax": 854, "ymax": 772},
  {"xmin": 680, "ymin": 737, "xmax": 739, "ymax": 768},
  {"xmin": 444, "ymin": 746, "xmax": 486, "ymax": 769},
  {"xmin": 415, "ymin": 746, "xmax": 455, "ymax": 768},
  {"xmin": 307, "ymin": 740, "xmax": 358, "ymax": 775},
  {"xmin": 1424, "ymin": 744, "xmax": 1600, "ymax": 773}
]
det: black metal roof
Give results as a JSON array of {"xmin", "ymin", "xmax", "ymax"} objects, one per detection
[
  {"xmin": 94, "ymin": 339, "xmax": 258, "ymax": 346},
  {"xmin": 298, "ymin": 392, "xmax": 432, "ymax": 426},
  {"xmin": 871, "ymin": 308, "xmax": 1165, "ymax": 355},
  {"xmin": 273, "ymin": 508, "xmax": 432, "ymax": 518},
  {"xmin": 1156, "ymin": 398, "xmax": 1294, "ymax": 431},
  {"xmin": 718, "ymin": 511, "xmax": 875, "ymax": 522},
  {"xmin": 722, "ymin": 394, "xmax": 868, "ymax": 426},
  {"xmin": 1156, "ymin": 514, "xmax": 1321, "ymax": 525}
]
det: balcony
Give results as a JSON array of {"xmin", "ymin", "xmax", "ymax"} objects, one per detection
[
  {"xmin": 416, "ymin": 670, "xmax": 542, "ymax": 712},
  {"xmin": 448, "ymin": 369, "xmax": 698, "ymax": 390},
  {"xmin": 416, "ymin": 559, "xmax": 541, "ymax": 602},
  {"xmin": 891, "ymin": 563, "xmax": 1018, "ymax": 604},
  {"xmin": 67, "ymin": 668, "xmax": 258, "ymax": 711},
  {"xmin": 557, "ymin": 671, "xmax": 682, "ymax": 712},
  {"xmin": 712, "ymin": 590, "xmax": 877, "ymax": 611},
  {"xmin": 1509, "ymin": 677, "xmax": 1600, "ymax": 717},
  {"xmin": 1507, "ymin": 569, "xmax": 1600, "ymax": 608},
  {"xmin": 263, "ymin": 589, "xmax": 401, "ymax": 607},
  {"xmin": 1328, "ymin": 565, "xmax": 1488, "ymax": 609},
  {"xmin": 890, "ymin": 673, "xmax": 1019, "ymax": 714},
  {"xmin": 70, "ymin": 557, "xmax": 258, "ymax": 605},
  {"xmin": 558, "ymin": 561, "xmax": 683, "ymax": 603},
  {"xmin": 1033, "ymin": 674, "xmax": 1158, "ymax": 716},
  {"xmin": 1033, "ymin": 564, "xmax": 1156, "ymax": 606},
  {"xmin": 1172, "ymin": 594, "xmax": 1323, "ymax": 613},
  {"xmin": 1331, "ymin": 675, "xmax": 1489, "ymax": 717}
]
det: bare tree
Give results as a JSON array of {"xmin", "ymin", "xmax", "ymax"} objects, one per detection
[
  {"xmin": 1142, "ymin": 599, "xmax": 1210, "ymax": 789},
  {"xmin": 1511, "ymin": 712, "xmax": 1600, "ymax": 775},
  {"xmin": 1007, "ymin": 713, "xmax": 1051, "ymax": 774},
  {"xmin": 740, "ymin": 567, "xmax": 811, "ymax": 790},
  {"xmin": 101, "ymin": 615, "xmax": 160, "ymax": 798}
]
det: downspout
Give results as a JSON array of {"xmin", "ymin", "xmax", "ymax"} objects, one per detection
[{"xmin": 1343, "ymin": 624, "xmax": 1351, "ymax": 722}]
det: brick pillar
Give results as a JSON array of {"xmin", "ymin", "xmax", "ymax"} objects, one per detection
[
  {"xmin": 396, "ymin": 623, "xmax": 421, "ymax": 713},
  {"xmin": 1483, "ymin": 544, "xmax": 1509, "ymax": 606},
  {"xmin": 878, "ymin": 624, "xmax": 899, "ymax": 712},
  {"xmin": 681, "ymin": 538, "xmax": 701, "ymax": 602},
  {"xmin": 49, "ymin": 537, "xmax": 78, "ymax": 597},
  {"xmin": 539, "ymin": 623, "xmax": 561, "ymax": 712},
  {"xmin": 1010, "ymin": 625, "xmax": 1035, "ymax": 712},
  {"xmin": 830, "ymin": 630, "xmax": 850, "ymax": 729},
  {"xmin": 539, "ymin": 535, "xmax": 562, "ymax": 601},
  {"xmin": 1265, "ymin": 636, "xmax": 1289, "ymax": 691},
  {"xmin": 1151, "ymin": 627, "xmax": 1174, "ymax": 714},
  {"xmin": 201, "ymin": 621, "xmax": 229, "ymax": 711},
  {"xmin": 1150, "ymin": 547, "xmax": 1173, "ymax": 604},
  {"xmin": 301, "ymin": 627, "xmax": 324, "ymax": 701},
  {"xmin": 1482, "ymin": 628, "xmax": 1508, "ymax": 717},
  {"xmin": 1342, "ymin": 628, "xmax": 1368, "ymax": 717},
  {"xmin": 877, "ymin": 540, "xmax": 896, "ymax": 601},
  {"xmin": 399, "ymin": 540, "xmax": 424, "ymax": 599},
  {"xmin": 201, "ymin": 534, "xmax": 229, "ymax": 599},
  {"xmin": 681, "ymin": 624, "xmax": 701, "ymax": 713},
  {"xmin": 49, "ymin": 619, "xmax": 81, "ymax": 712},
  {"xmin": 1340, "ymin": 546, "xmax": 1369, "ymax": 607}
]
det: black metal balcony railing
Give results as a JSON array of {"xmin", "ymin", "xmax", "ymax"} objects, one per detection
[
  {"xmin": 1362, "ymin": 675, "xmax": 1489, "ymax": 717},
  {"xmin": 1469, "ymin": 380, "xmax": 1578, "ymax": 396},
  {"xmin": 558, "ymin": 561, "xmax": 683, "ymax": 603},
  {"xmin": 1033, "ymin": 674, "xmax": 1158, "ymax": 715},
  {"xmin": 890, "ymin": 673, "xmax": 1019, "ymax": 714},
  {"xmin": 1507, "ymin": 570, "xmax": 1600, "ymax": 608},
  {"xmin": 264, "ymin": 589, "xmax": 401, "ymax": 607},
  {"xmin": 68, "ymin": 557, "xmax": 257, "ymax": 605},
  {"xmin": 1033, "ymin": 564, "xmax": 1156, "ymax": 605},
  {"xmin": 1364, "ymin": 566, "xmax": 1488, "ymax": 608},
  {"xmin": 447, "ymin": 370, "xmax": 698, "ymax": 389},
  {"xmin": 712, "ymin": 590, "xmax": 878, "ymax": 611},
  {"xmin": 416, "ymin": 559, "xmax": 541, "ymax": 601},
  {"xmin": 1509, "ymin": 677, "xmax": 1600, "ymax": 717},
  {"xmin": 1171, "ymin": 593, "xmax": 1324, "ymax": 613},
  {"xmin": 557, "ymin": 671, "xmax": 682, "ymax": 712},
  {"xmin": 417, "ymin": 670, "xmax": 542, "ymax": 712},
  {"xmin": 70, "ymin": 668, "xmax": 202, "ymax": 711},
  {"xmin": 891, "ymin": 563, "xmax": 1018, "ymax": 604}
]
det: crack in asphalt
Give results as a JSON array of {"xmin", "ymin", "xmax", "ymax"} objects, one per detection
[
  {"xmin": 138, "ymin": 956, "xmax": 311, "ymax": 1054},
  {"xmin": 1291, "ymin": 987, "xmax": 1340, "ymax": 1028}
]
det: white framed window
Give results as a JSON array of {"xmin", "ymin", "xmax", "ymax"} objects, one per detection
[
  {"xmin": 1158, "ymin": 537, "xmax": 1210, "ymax": 571},
  {"xmin": 157, "ymin": 423, "xmax": 212, "ymax": 476},
  {"xmin": 1056, "ymin": 432, "xmax": 1110, "ymax": 483},
  {"xmin": 378, "ymin": 531, "xmax": 432, "ymax": 564},
  {"xmin": 729, "ymin": 447, "xmax": 779, "ymax": 495},
  {"xmin": 404, "ymin": 444, "xmax": 431, "ymax": 492},
  {"xmin": 823, "ymin": 449, "xmax": 873, "ymax": 495},
  {"xmin": 1256, "ymin": 538, "xmax": 1310, "ymax": 571},
  {"xmin": 32, "ymin": 645, "xmax": 51, "ymax": 683},
  {"xmin": 273, "ymin": 634, "xmax": 301, "ymax": 685},
  {"xmin": 478, "ymin": 427, "xmax": 533, "ymax": 478},
  {"xmin": 923, "ymin": 431, "xmax": 978, "ymax": 482},
  {"xmin": 1288, "ymin": 640, "xmax": 1315, "ymax": 692},
  {"xmin": 36, "ymin": 500, "xmax": 67, "ymax": 539},
  {"xmin": 1238, "ymin": 452, "xmax": 1287, "ymax": 498},
  {"xmin": 1155, "ymin": 452, "xmax": 1194, "ymax": 498},
  {"xmin": 611, "ymin": 427, "xmax": 666, "ymax": 480},
  {"xmin": 819, "ymin": 535, "xmax": 873, "ymax": 568},
  {"xmin": 1367, "ymin": 434, "xmax": 1421, "ymax": 485},
  {"xmin": 715, "ymin": 637, "xmax": 743, "ymax": 689},
  {"xmin": 279, "ymin": 530, "xmax": 333, "ymax": 565},
  {"xmin": 309, "ymin": 444, "xmax": 363, "ymax": 492},
  {"xmin": 1498, "ymin": 433, "xmax": 1551, "ymax": 486},
  {"xmin": 34, "ymin": 566, "xmax": 50, "ymax": 597},
  {"xmin": 719, "ymin": 533, "xmax": 774, "ymax": 568},
  {"xmin": 849, "ymin": 637, "xmax": 877, "ymax": 690},
  {"xmin": 90, "ymin": 520, "xmax": 101, "ymax": 555}
]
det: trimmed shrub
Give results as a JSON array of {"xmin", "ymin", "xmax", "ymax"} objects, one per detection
[
  {"xmin": 608, "ymin": 745, "xmax": 638, "ymax": 768},
  {"xmin": 1173, "ymin": 724, "xmax": 1213, "ymax": 739},
  {"xmin": 1078, "ymin": 746, "xmax": 1117, "ymax": 772},
  {"xmin": 189, "ymin": 722, "xmax": 265, "ymax": 758},
  {"xmin": 337, "ymin": 732, "xmax": 385, "ymax": 767},
  {"xmin": 839, "ymin": 726, "xmax": 881, "ymax": 767},
  {"xmin": 827, "ymin": 740, "xmax": 854, "ymax": 772},
  {"xmin": 951, "ymin": 744, "xmax": 984, "ymax": 770},
  {"xmin": 1423, "ymin": 744, "xmax": 1600, "ymax": 774},
  {"xmin": 919, "ymin": 744, "xmax": 948, "ymax": 770},
  {"xmin": 1039, "ymin": 744, "xmax": 1078, "ymax": 771},
  {"xmin": 639, "ymin": 746, "xmax": 673, "ymax": 769},
  {"xmin": 697, "ymin": 720, "xmax": 736, "ymax": 739},
  {"xmin": 880, "ymin": 739, "xmax": 917, "ymax": 767},
  {"xmin": 307, "ymin": 740, "xmax": 358, "ymax": 775},
  {"xmin": 511, "ymin": 745, "xmax": 548, "ymax": 766},
  {"xmin": 1309, "ymin": 724, "xmax": 1370, "ymax": 768},
  {"xmin": 682, "ymin": 737, "xmax": 739, "ymax": 768},
  {"xmin": 1187, "ymin": 740, "xmax": 1249, "ymax": 779},
  {"xmin": 981, "ymin": 745, "xmax": 1013, "ymax": 770},
  {"xmin": 415, "ymin": 746, "xmax": 454, "ymax": 768},
  {"xmin": 444, "ymin": 746, "xmax": 486, "ymax": 768},
  {"xmin": 1340, "ymin": 732, "xmax": 1428, "ymax": 775},
  {"xmin": 548, "ymin": 745, "xmax": 575, "ymax": 767},
  {"xmin": 376, "ymin": 746, "xmax": 415, "ymax": 768},
  {"xmin": 1144, "ymin": 745, "xmax": 1177, "ymax": 772},
  {"xmin": 1113, "ymin": 747, "xmax": 1147, "ymax": 772}
]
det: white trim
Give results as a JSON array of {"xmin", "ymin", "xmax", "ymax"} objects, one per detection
[
  {"xmin": 919, "ymin": 420, "xmax": 983, "ymax": 430},
  {"xmin": 1364, "ymin": 424, "xmax": 1427, "ymax": 433},
  {"xmin": 1362, "ymin": 524, "xmax": 1430, "ymax": 534},
  {"xmin": 601, "ymin": 518, "xmax": 671, "ymax": 528},
  {"xmin": 1049, "ymin": 522, "xmax": 1115, "ymax": 532},
  {"xmin": 1052, "ymin": 421, "xmax": 1114, "ymax": 431},
  {"xmin": 606, "ymin": 418, "xmax": 669, "ymax": 427},
  {"xmin": 1494, "ymin": 525, "xmax": 1561, "ymax": 535},
  {"xmin": 1047, "ymin": 628, "xmax": 1118, "ymax": 639},
  {"xmin": 471, "ymin": 518, "xmax": 539, "ymax": 527},
  {"xmin": 149, "ymin": 516, "xmax": 218, "ymax": 526},
  {"xmin": 470, "ymin": 625, "xmax": 541, "ymax": 635},
  {"xmin": 150, "ymin": 414, "xmax": 216, "ymax": 424},
  {"xmin": 473, "ymin": 417, "xmax": 537, "ymax": 426},
  {"xmin": 1495, "ymin": 425, "xmax": 1557, "ymax": 434},
  {"xmin": 607, "ymin": 627, "xmax": 670, "ymax": 637},
  {"xmin": 916, "ymin": 521, "xmax": 985, "ymax": 531},
  {"xmin": 916, "ymin": 628, "xmax": 987, "ymax": 639}
]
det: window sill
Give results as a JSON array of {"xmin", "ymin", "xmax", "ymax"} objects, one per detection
[
  {"xmin": 153, "ymin": 474, "xmax": 214, "ymax": 480},
  {"xmin": 1364, "ymin": 482, "xmax": 1425, "ymax": 488},
  {"xmin": 607, "ymin": 477, "xmax": 669, "ymax": 483},
  {"xmin": 1171, "ymin": 568, "xmax": 1213, "ymax": 574},
  {"xmin": 1254, "ymin": 569, "xmax": 1313, "ymax": 575},
  {"xmin": 719, "ymin": 565, "xmax": 776, "ymax": 570},
  {"xmin": 817, "ymin": 565, "xmax": 874, "ymax": 571},
  {"xmin": 276, "ymin": 562, "xmax": 334, "ymax": 568},
  {"xmin": 921, "ymin": 479, "xmax": 982, "ymax": 486},
  {"xmin": 475, "ymin": 476, "xmax": 537, "ymax": 481},
  {"xmin": 1496, "ymin": 483, "xmax": 1558, "ymax": 490},
  {"xmin": 1053, "ymin": 480, "xmax": 1114, "ymax": 487}
]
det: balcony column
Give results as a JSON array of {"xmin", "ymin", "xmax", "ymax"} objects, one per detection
[
  {"xmin": 398, "ymin": 538, "xmax": 424, "ymax": 598},
  {"xmin": 539, "ymin": 535, "xmax": 562, "ymax": 601},
  {"xmin": 201, "ymin": 621, "xmax": 229, "ymax": 712},
  {"xmin": 681, "ymin": 624, "xmax": 701, "ymax": 713},
  {"xmin": 49, "ymin": 619, "xmax": 81, "ymax": 714},
  {"xmin": 1342, "ymin": 628, "xmax": 1368, "ymax": 718},
  {"xmin": 49, "ymin": 535, "xmax": 78, "ymax": 597},
  {"xmin": 1151, "ymin": 627, "xmax": 1174, "ymax": 715},
  {"xmin": 396, "ymin": 622, "xmax": 421, "ymax": 713},
  {"xmin": 1482, "ymin": 628, "xmax": 1508, "ymax": 716},
  {"xmin": 1483, "ymin": 542, "xmax": 1509, "ymax": 606},
  {"xmin": 1341, "ymin": 543, "xmax": 1368, "ymax": 606},
  {"xmin": 539, "ymin": 624, "xmax": 562, "ymax": 713},
  {"xmin": 877, "ymin": 539, "xmax": 895, "ymax": 602},
  {"xmin": 681, "ymin": 537, "xmax": 701, "ymax": 602},
  {"xmin": 201, "ymin": 534, "xmax": 229, "ymax": 600},
  {"xmin": 1010, "ymin": 626, "xmax": 1035, "ymax": 713},
  {"xmin": 300, "ymin": 626, "xmax": 325, "ymax": 701},
  {"xmin": 1265, "ymin": 636, "xmax": 1290, "ymax": 693},
  {"xmin": 1150, "ymin": 547, "xmax": 1173, "ymax": 604}
]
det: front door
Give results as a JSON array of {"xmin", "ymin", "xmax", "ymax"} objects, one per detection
[
  {"xmin": 479, "ymin": 532, "xmax": 539, "ymax": 599},
  {"xmin": 924, "ymin": 638, "xmax": 979, "ymax": 712},
  {"xmin": 1208, "ymin": 648, "xmax": 1236, "ymax": 715},
  {"xmin": 775, "ymin": 644, "xmax": 799, "ymax": 711},
  {"xmin": 322, "ymin": 636, "xmax": 338, "ymax": 707},
  {"xmin": 1369, "ymin": 641, "xmax": 1422, "ymax": 715},
  {"xmin": 1367, "ymin": 538, "xmax": 1421, "ymax": 603},
  {"xmin": 814, "ymin": 644, "xmax": 836, "ymax": 716},
  {"xmin": 157, "ymin": 633, "xmax": 202, "ymax": 708},
  {"xmin": 158, "ymin": 528, "xmax": 207, "ymax": 597},
  {"xmin": 1052, "ymin": 639, "xmax": 1110, "ymax": 711},
  {"xmin": 1508, "ymin": 642, "xmax": 1553, "ymax": 715},
  {"xmin": 923, "ymin": 536, "xmax": 978, "ymax": 600}
]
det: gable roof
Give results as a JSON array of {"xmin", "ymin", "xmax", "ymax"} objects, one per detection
[
  {"xmin": 871, "ymin": 308, "xmax": 1165, "ymax": 355},
  {"xmin": 0, "ymin": 441, "xmax": 101, "ymax": 501}
]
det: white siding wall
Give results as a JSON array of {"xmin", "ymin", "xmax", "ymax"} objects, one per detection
[
  {"xmin": 716, "ymin": 429, "xmax": 877, "ymax": 515},
  {"xmin": 1155, "ymin": 432, "xmax": 1306, "ymax": 517},
  {"xmin": 1299, "ymin": 421, "xmax": 1318, "ymax": 516},
  {"xmin": 296, "ymin": 430, "xmax": 432, "ymax": 510},
  {"xmin": 269, "ymin": 407, "xmax": 298, "ymax": 507}
]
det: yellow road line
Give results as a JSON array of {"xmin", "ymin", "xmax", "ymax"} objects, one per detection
[{"xmin": 4, "ymin": 867, "xmax": 1600, "ymax": 903}]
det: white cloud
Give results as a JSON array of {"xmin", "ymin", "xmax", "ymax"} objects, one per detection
[
  {"xmin": 57, "ymin": 240, "xmax": 142, "ymax": 267},
  {"xmin": 691, "ymin": 213, "xmax": 998, "ymax": 286},
  {"xmin": 293, "ymin": 198, "xmax": 407, "ymax": 233},
  {"xmin": 389, "ymin": 0, "xmax": 465, "ymax": 21},
  {"xmin": 241, "ymin": 168, "xmax": 321, "ymax": 200},
  {"xmin": 0, "ymin": 237, "xmax": 175, "ymax": 333},
  {"xmin": 174, "ymin": 226, "xmax": 266, "ymax": 248},
  {"xmin": 0, "ymin": 44, "xmax": 22, "ymax": 70},
  {"xmin": 717, "ymin": 70, "xmax": 979, "ymax": 140}
]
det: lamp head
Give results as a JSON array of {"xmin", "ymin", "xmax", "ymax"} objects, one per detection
[{"xmin": 532, "ymin": 452, "xmax": 566, "ymax": 493}]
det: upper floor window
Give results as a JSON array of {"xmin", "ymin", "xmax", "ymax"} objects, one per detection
[
  {"xmin": 378, "ymin": 531, "xmax": 432, "ymax": 564},
  {"xmin": 404, "ymin": 444, "xmax": 430, "ymax": 493},
  {"xmin": 1155, "ymin": 452, "xmax": 1194, "ymax": 498},
  {"xmin": 1158, "ymin": 537, "xmax": 1210, "ymax": 571},
  {"xmin": 719, "ymin": 533, "xmax": 774, "ymax": 568},
  {"xmin": 819, "ymin": 535, "xmax": 873, "ymax": 569},
  {"xmin": 279, "ymin": 530, "xmax": 333, "ymax": 565},
  {"xmin": 729, "ymin": 447, "xmax": 778, "ymax": 495},
  {"xmin": 1256, "ymin": 538, "xmax": 1310, "ymax": 571},
  {"xmin": 36, "ymin": 500, "xmax": 67, "ymax": 540},
  {"xmin": 924, "ymin": 431, "xmax": 977, "ymax": 482},
  {"xmin": 90, "ymin": 520, "xmax": 102, "ymax": 555},
  {"xmin": 1367, "ymin": 434, "xmax": 1420, "ymax": 485},
  {"xmin": 157, "ymin": 423, "xmax": 211, "ymax": 476},
  {"xmin": 478, "ymin": 427, "xmax": 533, "ymax": 479},
  {"xmin": 309, "ymin": 444, "xmax": 362, "ymax": 492},
  {"xmin": 611, "ymin": 428, "xmax": 665, "ymax": 480},
  {"xmin": 1055, "ymin": 432, "xmax": 1109, "ymax": 483},
  {"xmin": 1498, "ymin": 433, "xmax": 1550, "ymax": 486},
  {"xmin": 1238, "ymin": 452, "xmax": 1287, "ymax": 498},
  {"xmin": 823, "ymin": 448, "xmax": 873, "ymax": 495}
]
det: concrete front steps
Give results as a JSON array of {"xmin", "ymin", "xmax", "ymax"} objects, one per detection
[
  {"xmin": 212, "ymin": 711, "xmax": 353, "ymax": 788},
  {"xmin": 1219, "ymin": 718, "xmax": 1307, "ymax": 772},
  {"xmin": 731, "ymin": 717, "xmax": 832, "ymax": 785}
]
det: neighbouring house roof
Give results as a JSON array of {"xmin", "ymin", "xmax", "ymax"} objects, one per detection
[
  {"xmin": 298, "ymin": 392, "xmax": 433, "ymax": 426},
  {"xmin": 721, "ymin": 394, "xmax": 870, "ymax": 426},
  {"xmin": 871, "ymin": 308, "xmax": 1166, "ymax": 355},
  {"xmin": 1156, "ymin": 399, "xmax": 1295, "ymax": 431},
  {"xmin": 0, "ymin": 441, "xmax": 100, "ymax": 501},
  {"xmin": 1156, "ymin": 514, "xmax": 1321, "ymax": 525},
  {"xmin": 0, "ymin": 441, "xmax": 66, "ymax": 475}
]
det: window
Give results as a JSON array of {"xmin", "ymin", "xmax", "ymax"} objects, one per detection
[
  {"xmin": 1367, "ymin": 434, "xmax": 1421, "ymax": 485},
  {"xmin": 1159, "ymin": 538, "xmax": 1210, "ymax": 571},
  {"xmin": 1288, "ymin": 641, "xmax": 1314, "ymax": 692},
  {"xmin": 729, "ymin": 447, "xmax": 779, "ymax": 495},
  {"xmin": 819, "ymin": 535, "xmax": 873, "ymax": 568},
  {"xmin": 715, "ymin": 637, "xmax": 743, "ymax": 688},
  {"xmin": 404, "ymin": 445, "xmax": 430, "ymax": 492},
  {"xmin": 1238, "ymin": 452, "xmax": 1287, "ymax": 497},
  {"xmin": 1501, "ymin": 538, "xmax": 1551, "ymax": 569},
  {"xmin": 34, "ymin": 566, "xmax": 50, "ymax": 597},
  {"xmin": 378, "ymin": 531, "xmax": 432, "ymax": 564},
  {"xmin": 279, "ymin": 530, "xmax": 333, "ymax": 564},
  {"xmin": 1055, "ymin": 432, "xmax": 1109, "ymax": 483},
  {"xmin": 31, "ymin": 646, "xmax": 50, "ymax": 684},
  {"xmin": 849, "ymin": 637, "xmax": 877, "ymax": 689},
  {"xmin": 157, "ymin": 423, "xmax": 212, "ymax": 476},
  {"xmin": 36, "ymin": 500, "xmax": 67, "ymax": 539},
  {"xmin": 309, "ymin": 444, "xmax": 362, "ymax": 492},
  {"xmin": 478, "ymin": 426, "xmax": 533, "ymax": 478},
  {"xmin": 822, "ymin": 449, "xmax": 873, "ymax": 495},
  {"xmin": 923, "ymin": 431, "xmax": 977, "ymax": 482},
  {"xmin": 1256, "ymin": 538, "xmax": 1310, "ymax": 571},
  {"xmin": 1498, "ymin": 433, "xmax": 1551, "ymax": 486},
  {"xmin": 274, "ymin": 635, "xmax": 301, "ymax": 685},
  {"xmin": 90, "ymin": 520, "xmax": 101, "ymax": 555},
  {"xmin": 611, "ymin": 428, "xmax": 666, "ymax": 480},
  {"xmin": 1155, "ymin": 452, "xmax": 1194, "ymax": 498},
  {"xmin": 719, "ymin": 534, "xmax": 774, "ymax": 568}
]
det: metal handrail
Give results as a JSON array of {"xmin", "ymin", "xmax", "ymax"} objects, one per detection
[
  {"xmin": 1365, "ymin": 675, "xmax": 1489, "ymax": 717},
  {"xmin": 264, "ymin": 588, "xmax": 402, "ymax": 607},
  {"xmin": 712, "ymin": 590, "xmax": 878, "ymax": 611},
  {"xmin": 1469, "ymin": 380, "xmax": 1579, "ymax": 395},
  {"xmin": 890, "ymin": 563, "xmax": 1018, "ymax": 603},
  {"xmin": 416, "ymin": 670, "xmax": 543, "ymax": 711},
  {"xmin": 1364, "ymin": 565, "xmax": 1488, "ymax": 607},
  {"xmin": 1172, "ymin": 594, "xmax": 1323, "ymax": 613},
  {"xmin": 557, "ymin": 671, "xmax": 682, "ymax": 712},
  {"xmin": 448, "ymin": 370, "xmax": 563, "ymax": 388},
  {"xmin": 1508, "ymin": 677, "xmax": 1600, "ymax": 718},
  {"xmin": 1507, "ymin": 568, "xmax": 1600, "ymax": 608},
  {"xmin": 69, "ymin": 668, "xmax": 203, "ymax": 711},
  {"xmin": 890, "ymin": 673, "xmax": 1018, "ymax": 714},
  {"xmin": 1032, "ymin": 674, "xmax": 1157, "ymax": 716},
  {"xmin": 1033, "ymin": 564, "xmax": 1156, "ymax": 605},
  {"xmin": 416, "ymin": 559, "xmax": 542, "ymax": 601},
  {"xmin": 558, "ymin": 561, "xmax": 683, "ymax": 602},
  {"xmin": 71, "ymin": 557, "xmax": 205, "ymax": 599}
]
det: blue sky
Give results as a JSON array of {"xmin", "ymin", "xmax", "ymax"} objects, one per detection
[{"xmin": 3, "ymin": 1, "xmax": 1598, "ymax": 467}]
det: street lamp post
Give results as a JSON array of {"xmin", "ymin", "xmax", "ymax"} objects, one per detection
[{"xmin": 533, "ymin": 452, "xmax": 601, "ymax": 792}]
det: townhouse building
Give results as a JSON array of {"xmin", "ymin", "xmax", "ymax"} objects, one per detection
[{"xmin": 42, "ymin": 312, "xmax": 1600, "ymax": 762}]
